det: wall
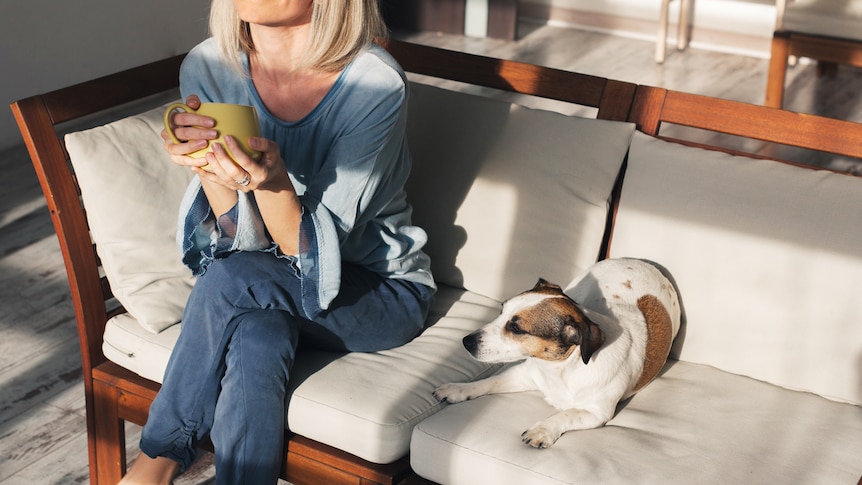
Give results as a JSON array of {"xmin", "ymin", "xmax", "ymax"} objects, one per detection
[{"xmin": 1, "ymin": 0, "xmax": 211, "ymax": 151}]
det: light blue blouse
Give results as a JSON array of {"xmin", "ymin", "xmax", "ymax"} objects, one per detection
[{"xmin": 176, "ymin": 38, "xmax": 434, "ymax": 315}]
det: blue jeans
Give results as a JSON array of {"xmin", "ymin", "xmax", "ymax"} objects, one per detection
[{"xmin": 140, "ymin": 251, "xmax": 434, "ymax": 484}]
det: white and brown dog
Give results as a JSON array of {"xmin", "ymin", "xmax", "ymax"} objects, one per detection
[{"xmin": 434, "ymin": 258, "xmax": 681, "ymax": 448}]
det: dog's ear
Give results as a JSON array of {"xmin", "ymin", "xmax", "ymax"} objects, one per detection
[
  {"xmin": 577, "ymin": 319, "xmax": 605, "ymax": 364},
  {"xmin": 561, "ymin": 315, "xmax": 605, "ymax": 365},
  {"xmin": 533, "ymin": 278, "xmax": 562, "ymax": 292}
]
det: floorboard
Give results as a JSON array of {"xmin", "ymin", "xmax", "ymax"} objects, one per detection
[{"xmin": 1, "ymin": 21, "xmax": 860, "ymax": 484}]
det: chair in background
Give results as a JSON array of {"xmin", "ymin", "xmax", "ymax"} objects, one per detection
[
  {"xmin": 657, "ymin": 0, "xmax": 693, "ymax": 63},
  {"xmin": 765, "ymin": 0, "xmax": 862, "ymax": 108}
]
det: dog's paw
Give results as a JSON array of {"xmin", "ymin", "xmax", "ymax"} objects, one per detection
[
  {"xmin": 433, "ymin": 383, "xmax": 478, "ymax": 404},
  {"xmin": 521, "ymin": 422, "xmax": 562, "ymax": 449}
]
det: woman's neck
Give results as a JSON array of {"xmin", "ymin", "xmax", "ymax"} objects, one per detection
[
  {"xmin": 249, "ymin": 22, "xmax": 311, "ymax": 79},
  {"xmin": 246, "ymin": 22, "xmax": 341, "ymax": 122}
]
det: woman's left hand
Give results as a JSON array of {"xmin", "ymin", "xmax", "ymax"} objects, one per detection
[
  {"xmin": 195, "ymin": 135, "xmax": 303, "ymax": 253},
  {"xmin": 193, "ymin": 135, "xmax": 293, "ymax": 194}
]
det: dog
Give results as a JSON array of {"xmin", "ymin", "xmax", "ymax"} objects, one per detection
[{"xmin": 433, "ymin": 258, "xmax": 681, "ymax": 448}]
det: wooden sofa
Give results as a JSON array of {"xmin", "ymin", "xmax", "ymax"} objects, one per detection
[
  {"xmin": 10, "ymin": 40, "xmax": 636, "ymax": 485},
  {"xmin": 12, "ymin": 39, "xmax": 862, "ymax": 484}
]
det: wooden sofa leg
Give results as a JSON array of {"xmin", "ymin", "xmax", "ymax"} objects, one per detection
[
  {"xmin": 92, "ymin": 379, "xmax": 127, "ymax": 485},
  {"xmin": 766, "ymin": 34, "xmax": 790, "ymax": 108}
]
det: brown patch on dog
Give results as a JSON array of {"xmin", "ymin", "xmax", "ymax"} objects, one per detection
[
  {"xmin": 623, "ymin": 280, "xmax": 633, "ymax": 289},
  {"xmin": 632, "ymin": 294, "xmax": 674, "ymax": 392}
]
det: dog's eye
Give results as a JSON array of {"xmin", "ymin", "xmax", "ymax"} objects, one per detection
[{"xmin": 506, "ymin": 317, "xmax": 526, "ymax": 335}]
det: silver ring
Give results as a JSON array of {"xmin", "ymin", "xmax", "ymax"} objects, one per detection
[{"xmin": 236, "ymin": 174, "xmax": 251, "ymax": 186}]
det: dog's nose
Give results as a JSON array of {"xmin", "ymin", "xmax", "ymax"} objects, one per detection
[{"xmin": 463, "ymin": 333, "xmax": 480, "ymax": 355}]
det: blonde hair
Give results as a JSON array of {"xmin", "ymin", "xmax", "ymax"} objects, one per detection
[{"xmin": 209, "ymin": 0, "xmax": 388, "ymax": 73}]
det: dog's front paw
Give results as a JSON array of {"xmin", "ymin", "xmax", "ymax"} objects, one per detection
[
  {"xmin": 433, "ymin": 383, "xmax": 479, "ymax": 404},
  {"xmin": 521, "ymin": 422, "xmax": 562, "ymax": 449}
]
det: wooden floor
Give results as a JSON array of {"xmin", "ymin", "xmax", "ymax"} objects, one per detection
[{"xmin": 1, "ymin": 21, "xmax": 860, "ymax": 484}]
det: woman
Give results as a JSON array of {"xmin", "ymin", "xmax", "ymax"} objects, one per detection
[{"xmin": 120, "ymin": 1, "xmax": 435, "ymax": 483}]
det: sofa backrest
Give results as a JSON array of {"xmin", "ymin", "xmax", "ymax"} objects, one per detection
[
  {"xmin": 610, "ymin": 131, "xmax": 862, "ymax": 405},
  {"xmin": 405, "ymin": 82, "xmax": 635, "ymax": 302}
]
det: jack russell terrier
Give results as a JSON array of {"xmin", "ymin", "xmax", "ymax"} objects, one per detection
[{"xmin": 434, "ymin": 258, "xmax": 681, "ymax": 448}]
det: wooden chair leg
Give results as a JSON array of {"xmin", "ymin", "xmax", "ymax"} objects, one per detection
[
  {"xmin": 92, "ymin": 380, "xmax": 127, "ymax": 485},
  {"xmin": 677, "ymin": 0, "xmax": 692, "ymax": 51},
  {"xmin": 766, "ymin": 34, "xmax": 790, "ymax": 108},
  {"xmin": 656, "ymin": 0, "xmax": 671, "ymax": 63}
]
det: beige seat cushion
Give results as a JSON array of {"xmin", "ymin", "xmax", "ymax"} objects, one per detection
[
  {"xmin": 411, "ymin": 360, "xmax": 862, "ymax": 485},
  {"xmin": 103, "ymin": 313, "xmax": 181, "ymax": 382},
  {"xmin": 286, "ymin": 286, "xmax": 502, "ymax": 463},
  {"xmin": 104, "ymin": 284, "xmax": 502, "ymax": 463}
]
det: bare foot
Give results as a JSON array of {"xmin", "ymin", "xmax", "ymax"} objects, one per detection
[{"xmin": 118, "ymin": 454, "xmax": 180, "ymax": 485}]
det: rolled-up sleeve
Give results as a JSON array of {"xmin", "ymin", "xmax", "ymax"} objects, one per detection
[{"xmin": 177, "ymin": 177, "xmax": 272, "ymax": 275}]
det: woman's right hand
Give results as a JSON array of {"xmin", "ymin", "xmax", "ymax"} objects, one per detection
[{"xmin": 161, "ymin": 94, "xmax": 219, "ymax": 169}]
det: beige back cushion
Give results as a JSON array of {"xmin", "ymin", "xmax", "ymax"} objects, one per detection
[
  {"xmin": 611, "ymin": 131, "xmax": 862, "ymax": 404},
  {"xmin": 65, "ymin": 103, "xmax": 195, "ymax": 334},
  {"xmin": 406, "ymin": 83, "xmax": 635, "ymax": 302}
]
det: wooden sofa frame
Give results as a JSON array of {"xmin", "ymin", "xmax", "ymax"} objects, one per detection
[{"xmin": 11, "ymin": 39, "xmax": 862, "ymax": 485}]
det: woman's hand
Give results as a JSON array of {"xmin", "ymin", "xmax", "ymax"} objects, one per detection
[
  {"xmin": 196, "ymin": 134, "xmax": 292, "ymax": 194},
  {"xmin": 162, "ymin": 94, "xmax": 301, "ymax": 250},
  {"xmin": 160, "ymin": 94, "xmax": 217, "ymax": 170},
  {"xmin": 195, "ymin": 133, "xmax": 303, "ymax": 250},
  {"xmin": 203, "ymin": 135, "xmax": 303, "ymax": 254},
  {"xmin": 201, "ymin": 134, "xmax": 302, "ymax": 254}
]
